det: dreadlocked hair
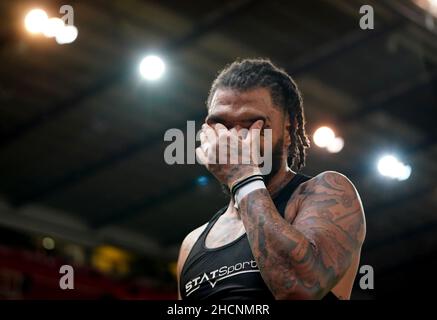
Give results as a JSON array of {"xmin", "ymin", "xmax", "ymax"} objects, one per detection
[{"xmin": 206, "ymin": 58, "xmax": 310, "ymax": 170}]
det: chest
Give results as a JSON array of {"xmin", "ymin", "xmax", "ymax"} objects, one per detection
[
  {"xmin": 204, "ymin": 205, "xmax": 299, "ymax": 249},
  {"xmin": 204, "ymin": 214, "xmax": 245, "ymax": 249}
]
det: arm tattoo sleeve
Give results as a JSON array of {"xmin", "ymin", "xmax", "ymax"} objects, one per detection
[{"xmin": 238, "ymin": 171, "xmax": 366, "ymax": 299}]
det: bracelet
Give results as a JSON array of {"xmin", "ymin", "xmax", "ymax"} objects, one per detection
[
  {"xmin": 233, "ymin": 180, "xmax": 266, "ymax": 210},
  {"xmin": 230, "ymin": 174, "xmax": 264, "ymax": 199}
]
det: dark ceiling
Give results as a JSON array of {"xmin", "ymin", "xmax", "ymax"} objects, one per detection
[{"xmin": 0, "ymin": 0, "xmax": 436, "ymax": 298}]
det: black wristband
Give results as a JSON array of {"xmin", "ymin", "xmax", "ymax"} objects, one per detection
[{"xmin": 231, "ymin": 174, "xmax": 264, "ymax": 199}]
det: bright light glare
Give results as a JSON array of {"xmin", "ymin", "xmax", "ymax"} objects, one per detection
[
  {"xmin": 55, "ymin": 25, "xmax": 78, "ymax": 44},
  {"xmin": 139, "ymin": 55, "xmax": 165, "ymax": 80},
  {"xmin": 24, "ymin": 9, "xmax": 48, "ymax": 34},
  {"xmin": 377, "ymin": 155, "xmax": 411, "ymax": 181},
  {"xmin": 42, "ymin": 236, "xmax": 55, "ymax": 250},
  {"xmin": 326, "ymin": 137, "xmax": 344, "ymax": 153},
  {"xmin": 377, "ymin": 155, "xmax": 399, "ymax": 178},
  {"xmin": 313, "ymin": 126, "xmax": 335, "ymax": 148},
  {"xmin": 196, "ymin": 176, "xmax": 209, "ymax": 186},
  {"xmin": 397, "ymin": 164, "xmax": 412, "ymax": 181},
  {"xmin": 42, "ymin": 17, "xmax": 64, "ymax": 38}
]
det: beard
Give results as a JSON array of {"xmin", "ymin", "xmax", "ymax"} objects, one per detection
[
  {"xmin": 263, "ymin": 136, "xmax": 285, "ymax": 185},
  {"xmin": 220, "ymin": 136, "xmax": 285, "ymax": 196}
]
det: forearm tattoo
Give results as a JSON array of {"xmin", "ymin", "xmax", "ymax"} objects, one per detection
[{"xmin": 238, "ymin": 172, "xmax": 365, "ymax": 299}]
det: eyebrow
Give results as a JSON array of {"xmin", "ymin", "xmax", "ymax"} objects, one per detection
[{"xmin": 206, "ymin": 114, "xmax": 269, "ymax": 123}]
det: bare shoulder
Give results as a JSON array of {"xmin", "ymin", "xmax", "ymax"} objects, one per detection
[
  {"xmin": 177, "ymin": 223, "xmax": 208, "ymax": 299},
  {"xmin": 302, "ymin": 171, "xmax": 361, "ymax": 195},
  {"xmin": 177, "ymin": 223, "xmax": 208, "ymax": 275},
  {"xmin": 292, "ymin": 170, "xmax": 366, "ymax": 244}
]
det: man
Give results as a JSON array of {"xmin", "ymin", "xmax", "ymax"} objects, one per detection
[{"xmin": 177, "ymin": 58, "xmax": 366, "ymax": 300}]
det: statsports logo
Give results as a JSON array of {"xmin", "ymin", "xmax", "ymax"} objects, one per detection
[{"xmin": 185, "ymin": 259, "xmax": 259, "ymax": 297}]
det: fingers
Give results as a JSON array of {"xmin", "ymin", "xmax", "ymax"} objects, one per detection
[
  {"xmin": 214, "ymin": 124, "xmax": 229, "ymax": 160},
  {"xmin": 199, "ymin": 131, "xmax": 206, "ymax": 145},
  {"xmin": 199, "ymin": 121, "xmax": 263, "ymax": 166},
  {"xmin": 196, "ymin": 147, "xmax": 208, "ymax": 166},
  {"xmin": 202, "ymin": 124, "xmax": 217, "ymax": 146},
  {"xmin": 238, "ymin": 128, "xmax": 249, "ymax": 139},
  {"xmin": 245, "ymin": 120, "xmax": 264, "ymax": 143},
  {"xmin": 247, "ymin": 120, "xmax": 264, "ymax": 165},
  {"xmin": 214, "ymin": 123, "xmax": 228, "ymax": 134},
  {"xmin": 199, "ymin": 131, "xmax": 208, "ymax": 153},
  {"xmin": 229, "ymin": 127, "xmax": 238, "ymax": 136}
]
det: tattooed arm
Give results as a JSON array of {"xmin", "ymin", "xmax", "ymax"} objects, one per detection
[{"xmin": 238, "ymin": 171, "xmax": 366, "ymax": 299}]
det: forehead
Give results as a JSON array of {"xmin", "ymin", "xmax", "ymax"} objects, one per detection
[{"xmin": 209, "ymin": 87, "xmax": 275, "ymax": 112}]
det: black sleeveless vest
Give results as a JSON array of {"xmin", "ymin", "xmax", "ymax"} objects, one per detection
[{"xmin": 180, "ymin": 173, "xmax": 338, "ymax": 300}]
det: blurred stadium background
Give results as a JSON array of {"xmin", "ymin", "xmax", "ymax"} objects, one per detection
[{"xmin": 0, "ymin": 0, "xmax": 436, "ymax": 299}]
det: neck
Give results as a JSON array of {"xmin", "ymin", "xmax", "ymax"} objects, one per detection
[{"xmin": 266, "ymin": 163, "xmax": 295, "ymax": 198}]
